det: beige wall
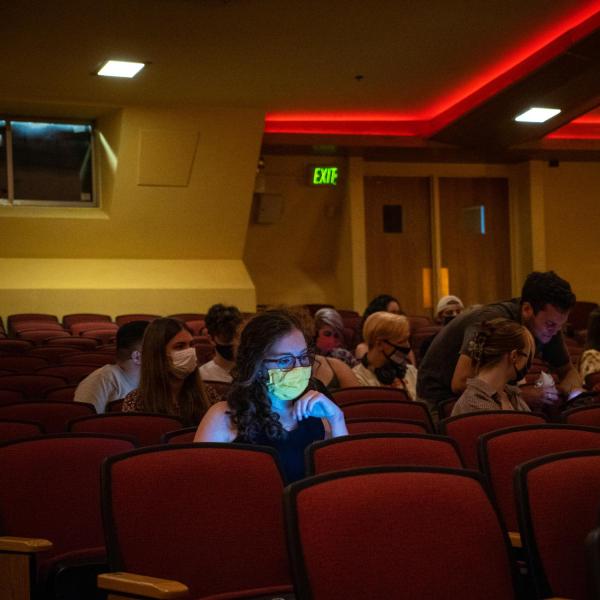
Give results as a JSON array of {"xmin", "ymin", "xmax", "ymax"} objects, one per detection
[
  {"xmin": 541, "ymin": 161, "xmax": 600, "ymax": 303},
  {"xmin": 0, "ymin": 106, "xmax": 265, "ymax": 319},
  {"xmin": 244, "ymin": 155, "xmax": 353, "ymax": 308}
]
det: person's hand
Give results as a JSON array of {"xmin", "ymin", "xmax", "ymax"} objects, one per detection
[
  {"xmin": 521, "ymin": 385, "xmax": 559, "ymax": 409},
  {"xmin": 534, "ymin": 382, "xmax": 561, "ymax": 405},
  {"xmin": 293, "ymin": 390, "xmax": 343, "ymax": 422}
]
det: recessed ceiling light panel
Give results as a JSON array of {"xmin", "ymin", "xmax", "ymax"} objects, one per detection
[
  {"xmin": 514, "ymin": 107, "xmax": 561, "ymax": 123},
  {"xmin": 97, "ymin": 60, "xmax": 145, "ymax": 78}
]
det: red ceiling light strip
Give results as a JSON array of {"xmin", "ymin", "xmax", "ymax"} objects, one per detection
[{"xmin": 265, "ymin": 1, "xmax": 600, "ymax": 137}]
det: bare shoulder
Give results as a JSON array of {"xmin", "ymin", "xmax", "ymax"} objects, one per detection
[{"xmin": 194, "ymin": 401, "xmax": 237, "ymax": 442}]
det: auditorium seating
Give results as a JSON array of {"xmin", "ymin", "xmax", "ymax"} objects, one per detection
[
  {"xmin": 70, "ymin": 321, "xmax": 118, "ymax": 336},
  {"xmin": 562, "ymin": 404, "xmax": 600, "ymax": 427},
  {"xmin": 68, "ymin": 413, "xmax": 185, "ymax": 446},
  {"xmin": 0, "ymin": 418, "xmax": 45, "ymax": 442},
  {"xmin": 306, "ymin": 433, "xmax": 463, "ymax": 475},
  {"xmin": 345, "ymin": 417, "xmax": 429, "ymax": 435},
  {"xmin": 479, "ymin": 424, "xmax": 600, "ymax": 533},
  {"xmin": 439, "ymin": 410, "xmax": 547, "ymax": 470},
  {"xmin": 587, "ymin": 526, "xmax": 600, "ymax": 600},
  {"xmin": 0, "ymin": 401, "xmax": 96, "ymax": 433},
  {"xmin": 341, "ymin": 399, "xmax": 434, "ymax": 432},
  {"xmin": 0, "ymin": 374, "xmax": 68, "ymax": 400},
  {"xmin": 115, "ymin": 314, "xmax": 159, "ymax": 326},
  {"xmin": 284, "ymin": 466, "xmax": 518, "ymax": 599},
  {"xmin": 333, "ymin": 385, "xmax": 411, "ymax": 406},
  {"xmin": 515, "ymin": 449, "xmax": 600, "ymax": 600},
  {"xmin": 62, "ymin": 313, "xmax": 112, "ymax": 329},
  {"xmin": 98, "ymin": 443, "xmax": 293, "ymax": 599},
  {"xmin": 36, "ymin": 364, "xmax": 98, "ymax": 384},
  {"xmin": 161, "ymin": 426, "xmax": 197, "ymax": 444}
]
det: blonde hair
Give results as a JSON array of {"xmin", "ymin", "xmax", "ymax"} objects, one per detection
[{"xmin": 363, "ymin": 311, "xmax": 410, "ymax": 348}]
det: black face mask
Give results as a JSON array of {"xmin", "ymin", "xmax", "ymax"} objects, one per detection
[
  {"xmin": 508, "ymin": 354, "xmax": 531, "ymax": 385},
  {"xmin": 215, "ymin": 344, "xmax": 234, "ymax": 361},
  {"xmin": 375, "ymin": 361, "xmax": 408, "ymax": 385},
  {"xmin": 383, "ymin": 340, "xmax": 411, "ymax": 365}
]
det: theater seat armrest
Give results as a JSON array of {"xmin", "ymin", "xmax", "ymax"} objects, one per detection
[
  {"xmin": 97, "ymin": 572, "xmax": 190, "ymax": 599},
  {"xmin": 0, "ymin": 536, "xmax": 53, "ymax": 553},
  {"xmin": 508, "ymin": 531, "xmax": 522, "ymax": 548}
]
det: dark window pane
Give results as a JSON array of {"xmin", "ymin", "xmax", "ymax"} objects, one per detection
[
  {"xmin": 0, "ymin": 121, "xmax": 6, "ymax": 199},
  {"xmin": 11, "ymin": 121, "xmax": 93, "ymax": 202},
  {"xmin": 383, "ymin": 204, "xmax": 403, "ymax": 233}
]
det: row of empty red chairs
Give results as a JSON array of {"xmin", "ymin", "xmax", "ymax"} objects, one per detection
[{"xmin": 1, "ymin": 428, "xmax": 599, "ymax": 598}]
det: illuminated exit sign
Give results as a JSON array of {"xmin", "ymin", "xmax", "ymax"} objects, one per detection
[{"xmin": 308, "ymin": 165, "xmax": 340, "ymax": 186}]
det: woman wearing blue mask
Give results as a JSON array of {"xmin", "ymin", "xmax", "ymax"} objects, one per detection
[
  {"xmin": 122, "ymin": 318, "xmax": 217, "ymax": 425},
  {"xmin": 352, "ymin": 311, "xmax": 418, "ymax": 400},
  {"xmin": 194, "ymin": 309, "xmax": 347, "ymax": 482}
]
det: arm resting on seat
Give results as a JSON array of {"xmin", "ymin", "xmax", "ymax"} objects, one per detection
[{"xmin": 97, "ymin": 572, "xmax": 190, "ymax": 599}]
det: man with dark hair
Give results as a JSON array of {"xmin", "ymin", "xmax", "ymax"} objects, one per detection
[
  {"xmin": 199, "ymin": 304, "xmax": 242, "ymax": 383},
  {"xmin": 74, "ymin": 320, "xmax": 149, "ymax": 412},
  {"xmin": 417, "ymin": 271, "xmax": 582, "ymax": 410}
]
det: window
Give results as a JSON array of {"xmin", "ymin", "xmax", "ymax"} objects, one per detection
[{"xmin": 0, "ymin": 119, "xmax": 96, "ymax": 206}]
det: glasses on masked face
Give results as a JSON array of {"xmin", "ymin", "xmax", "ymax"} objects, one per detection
[
  {"xmin": 384, "ymin": 340, "xmax": 411, "ymax": 355},
  {"xmin": 263, "ymin": 352, "xmax": 314, "ymax": 372}
]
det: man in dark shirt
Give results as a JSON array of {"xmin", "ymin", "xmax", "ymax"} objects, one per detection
[{"xmin": 417, "ymin": 271, "xmax": 583, "ymax": 409}]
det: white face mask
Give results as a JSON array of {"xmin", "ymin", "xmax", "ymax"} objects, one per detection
[{"xmin": 169, "ymin": 347, "xmax": 198, "ymax": 379}]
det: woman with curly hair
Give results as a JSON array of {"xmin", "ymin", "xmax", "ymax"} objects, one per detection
[
  {"xmin": 122, "ymin": 318, "xmax": 217, "ymax": 425},
  {"xmin": 194, "ymin": 309, "xmax": 347, "ymax": 482},
  {"xmin": 450, "ymin": 317, "xmax": 534, "ymax": 416}
]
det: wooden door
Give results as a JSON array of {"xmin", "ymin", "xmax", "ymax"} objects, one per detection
[
  {"xmin": 364, "ymin": 177, "xmax": 432, "ymax": 316},
  {"xmin": 439, "ymin": 177, "xmax": 511, "ymax": 307}
]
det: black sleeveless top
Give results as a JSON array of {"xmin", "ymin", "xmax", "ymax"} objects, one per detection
[{"xmin": 235, "ymin": 417, "xmax": 325, "ymax": 483}]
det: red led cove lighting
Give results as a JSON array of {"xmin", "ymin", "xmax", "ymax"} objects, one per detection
[{"xmin": 265, "ymin": 1, "xmax": 600, "ymax": 138}]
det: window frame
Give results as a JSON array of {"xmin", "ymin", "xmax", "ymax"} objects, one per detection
[{"xmin": 0, "ymin": 116, "xmax": 98, "ymax": 208}]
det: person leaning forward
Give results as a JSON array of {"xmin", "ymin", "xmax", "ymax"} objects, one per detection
[{"xmin": 416, "ymin": 271, "xmax": 583, "ymax": 411}]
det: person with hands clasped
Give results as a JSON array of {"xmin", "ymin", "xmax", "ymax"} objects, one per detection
[{"xmin": 194, "ymin": 309, "xmax": 347, "ymax": 482}]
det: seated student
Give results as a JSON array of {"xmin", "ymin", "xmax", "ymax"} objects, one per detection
[
  {"xmin": 199, "ymin": 303, "xmax": 242, "ymax": 383},
  {"xmin": 418, "ymin": 294, "xmax": 465, "ymax": 362},
  {"xmin": 122, "ymin": 318, "xmax": 218, "ymax": 425},
  {"xmin": 352, "ymin": 311, "xmax": 418, "ymax": 400},
  {"xmin": 314, "ymin": 307, "xmax": 359, "ymax": 368},
  {"xmin": 580, "ymin": 307, "xmax": 600, "ymax": 391},
  {"xmin": 194, "ymin": 309, "xmax": 347, "ymax": 483},
  {"xmin": 418, "ymin": 271, "xmax": 583, "ymax": 411},
  {"xmin": 74, "ymin": 320, "xmax": 148, "ymax": 413},
  {"xmin": 451, "ymin": 318, "xmax": 533, "ymax": 416},
  {"xmin": 355, "ymin": 294, "xmax": 404, "ymax": 360},
  {"xmin": 434, "ymin": 295, "xmax": 464, "ymax": 325}
]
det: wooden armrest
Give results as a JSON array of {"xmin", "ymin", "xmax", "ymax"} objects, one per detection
[
  {"xmin": 508, "ymin": 531, "xmax": 522, "ymax": 548},
  {"xmin": 0, "ymin": 536, "xmax": 53, "ymax": 553},
  {"xmin": 97, "ymin": 572, "xmax": 190, "ymax": 599}
]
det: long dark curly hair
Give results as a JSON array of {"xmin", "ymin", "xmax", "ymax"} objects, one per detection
[{"xmin": 228, "ymin": 309, "xmax": 313, "ymax": 442}]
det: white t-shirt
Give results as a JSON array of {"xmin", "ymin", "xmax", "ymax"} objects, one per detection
[
  {"xmin": 199, "ymin": 360, "xmax": 233, "ymax": 383},
  {"xmin": 352, "ymin": 362, "xmax": 418, "ymax": 401},
  {"xmin": 74, "ymin": 364, "xmax": 139, "ymax": 413}
]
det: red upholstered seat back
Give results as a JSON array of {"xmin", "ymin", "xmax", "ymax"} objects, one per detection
[
  {"xmin": 480, "ymin": 424, "xmax": 600, "ymax": 531},
  {"xmin": 0, "ymin": 418, "xmax": 44, "ymax": 442},
  {"xmin": 36, "ymin": 364, "xmax": 98, "ymax": 384},
  {"xmin": 161, "ymin": 427, "xmax": 196, "ymax": 444},
  {"xmin": 515, "ymin": 450, "xmax": 600, "ymax": 599},
  {"xmin": 562, "ymin": 404, "xmax": 600, "ymax": 427},
  {"xmin": 345, "ymin": 417, "xmax": 428, "ymax": 435},
  {"xmin": 342, "ymin": 400, "xmax": 433, "ymax": 431},
  {"xmin": 440, "ymin": 410, "xmax": 547, "ymax": 469},
  {"xmin": 0, "ymin": 434, "xmax": 135, "ymax": 560},
  {"xmin": 333, "ymin": 386, "xmax": 410, "ymax": 406},
  {"xmin": 69, "ymin": 413, "xmax": 184, "ymax": 446},
  {"xmin": 285, "ymin": 467, "xmax": 517, "ymax": 600},
  {"xmin": 103, "ymin": 444, "xmax": 291, "ymax": 598},
  {"xmin": 0, "ymin": 374, "xmax": 68, "ymax": 399},
  {"xmin": 307, "ymin": 433, "xmax": 462, "ymax": 475},
  {"xmin": 0, "ymin": 401, "xmax": 95, "ymax": 433}
]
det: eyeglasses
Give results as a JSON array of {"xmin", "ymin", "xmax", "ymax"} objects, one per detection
[
  {"xmin": 384, "ymin": 340, "xmax": 411, "ymax": 355},
  {"xmin": 263, "ymin": 352, "xmax": 313, "ymax": 371}
]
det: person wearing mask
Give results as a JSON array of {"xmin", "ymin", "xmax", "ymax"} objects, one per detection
[
  {"xmin": 434, "ymin": 295, "xmax": 464, "ymax": 325},
  {"xmin": 194, "ymin": 309, "xmax": 347, "ymax": 482},
  {"xmin": 314, "ymin": 307, "xmax": 359, "ymax": 368},
  {"xmin": 122, "ymin": 318, "xmax": 217, "ymax": 425},
  {"xmin": 355, "ymin": 294, "xmax": 406, "ymax": 360},
  {"xmin": 74, "ymin": 320, "xmax": 149, "ymax": 413},
  {"xmin": 352, "ymin": 311, "xmax": 418, "ymax": 400},
  {"xmin": 451, "ymin": 318, "xmax": 533, "ymax": 416},
  {"xmin": 199, "ymin": 303, "xmax": 243, "ymax": 383}
]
